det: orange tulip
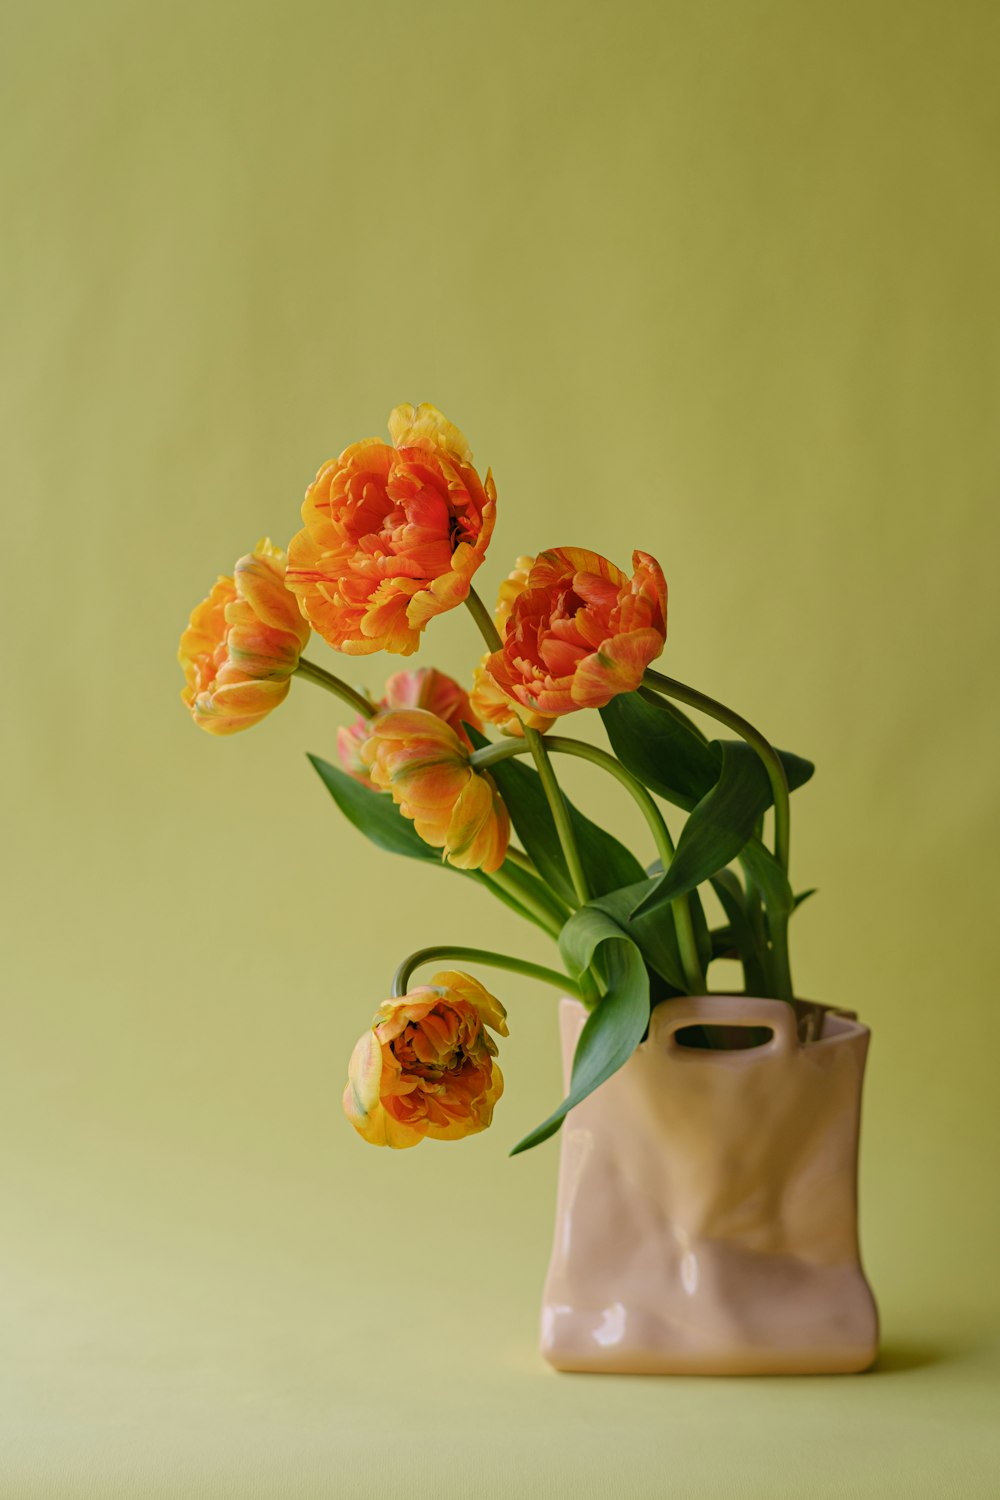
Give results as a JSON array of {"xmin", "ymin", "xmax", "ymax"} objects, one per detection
[
  {"xmin": 360, "ymin": 709, "xmax": 509, "ymax": 872},
  {"xmin": 343, "ymin": 971, "xmax": 508, "ymax": 1148},
  {"xmin": 285, "ymin": 403, "xmax": 496, "ymax": 657},
  {"xmin": 178, "ymin": 539, "xmax": 310, "ymax": 735},
  {"xmin": 468, "ymin": 556, "xmax": 557, "ymax": 737},
  {"xmin": 337, "ymin": 667, "xmax": 481, "ymax": 785},
  {"xmin": 485, "ymin": 547, "xmax": 667, "ymax": 716}
]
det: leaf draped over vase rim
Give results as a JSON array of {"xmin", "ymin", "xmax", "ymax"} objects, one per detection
[{"xmin": 177, "ymin": 400, "xmax": 816, "ymax": 1157}]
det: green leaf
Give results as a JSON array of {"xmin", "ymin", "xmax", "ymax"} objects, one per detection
[
  {"xmin": 629, "ymin": 742, "xmax": 767, "ymax": 916},
  {"xmin": 709, "ymin": 870, "xmax": 769, "ymax": 994},
  {"xmin": 589, "ymin": 880, "xmax": 686, "ymax": 989},
  {"xmin": 739, "ymin": 837, "xmax": 794, "ymax": 922},
  {"xmin": 511, "ymin": 911, "xmax": 650, "ymax": 1155},
  {"xmin": 465, "ymin": 729, "xmax": 645, "ymax": 904},
  {"xmin": 630, "ymin": 740, "xmax": 815, "ymax": 921},
  {"xmin": 601, "ymin": 690, "xmax": 815, "ymax": 816},
  {"xmin": 309, "ymin": 753, "xmax": 567, "ymax": 937},
  {"xmin": 309, "ymin": 754, "xmax": 442, "ymax": 863},
  {"xmin": 600, "ymin": 689, "xmax": 719, "ymax": 811},
  {"xmin": 481, "ymin": 860, "xmax": 569, "ymax": 932}
]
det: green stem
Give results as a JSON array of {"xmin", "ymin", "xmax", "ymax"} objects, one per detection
[
  {"xmin": 464, "ymin": 590, "xmax": 591, "ymax": 909},
  {"xmin": 294, "ymin": 657, "xmax": 375, "ymax": 719},
  {"xmin": 473, "ymin": 735, "xmax": 707, "ymax": 995},
  {"xmin": 392, "ymin": 945, "xmax": 585, "ymax": 1000},
  {"xmin": 522, "ymin": 723, "xmax": 590, "ymax": 906},
  {"xmin": 642, "ymin": 667, "xmax": 791, "ymax": 874},
  {"xmin": 505, "ymin": 844, "xmax": 551, "ymax": 887},
  {"xmin": 483, "ymin": 865, "xmax": 562, "ymax": 937},
  {"xmin": 645, "ymin": 669, "xmax": 794, "ymax": 1002},
  {"xmin": 464, "ymin": 586, "xmax": 504, "ymax": 653}
]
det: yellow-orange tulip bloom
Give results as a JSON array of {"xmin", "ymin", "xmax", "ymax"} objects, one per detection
[
  {"xmin": 337, "ymin": 667, "xmax": 481, "ymax": 785},
  {"xmin": 360, "ymin": 708, "xmax": 509, "ymax": 872},
  {"xmin": 486, "ymin": 547, "xmax": 668, "ymax": 716},
  {"xmin": 285, "ymin": 403, "xmax": 496, "ymax": 657},
  {"xmin": 343, "ymin": 971, "xmax": 508, "ymax": 1148},
  {"xmin": 178, "ymin": 539, "xmax": 310, "ymax": 735},
  {"xmin": 469, "ymin": 555, "xmax": 558, "ymax": 737}
]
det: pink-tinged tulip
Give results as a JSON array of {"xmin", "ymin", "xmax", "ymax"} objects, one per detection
[
  {"xmin": 468, "ymin": 556, "xmax": 558, "ymax": 737},
  {"xmin": 178, "ymin": 539, "xmax": 310, "ymax": 734},
  {"xmin": 343, "ymin": 972, "xmax": 508, "ymax": 1148},
  {"xmin": 337, "ymin": 667, "xmax": 481, "ymax": 785},
  {"xmin": 285, "ymin": 404, "xmax": 496, "ymax": 657},
  {"xmin": 360, "ymin": 709, "xmax": 509, "ymax": 872},
  {"xmin": 485, "ymin": 547, "xmax": 667, "ymax": 716}
]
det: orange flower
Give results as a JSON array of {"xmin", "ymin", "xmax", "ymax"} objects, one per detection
[
  {"xmin": 343, "ymin": 972, "xmax": 508, "ymax": 1148},
  {"xmin": 337, "ymin": 667, "xmax": 481, "ymax": 784},
  {"xmin": 469, "ymin": 556, "xmax": 557, "ymax": 737},
  {"xmin": 360, "ymin": 709, "xmax": 509, "ymax": 872},
  {"xmin": 485, "ymin": 547, "xmax": 667, "ymax": 716},
  {"xmin": 178, "ymin": 539, "xmax": 310, "ymax": 735},
  {"xmin": 285, "ymin": 404, "xmax": 496, "ymax": 657}
]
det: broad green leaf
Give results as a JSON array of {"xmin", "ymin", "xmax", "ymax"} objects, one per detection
[
  {"xmin": 601, "ymin": 690, "xmax": 815, "ymax": 816},
  {"xmin": 589, "ymin": 877, "xmax": 711, "ymax": 992},
  {"xmin": 309, "ymin": 754, "xmax": 564, "ymax": 937},
  {"xmin": 600, "ymin": 689, "xmax": 719, "ymax": 810},
  {"xmin": 630, "ymin": 742, "xmax": 770, "ymax": 917},
  {"xmin": 588, "ymin": 881, "xmax": 686, "ymax": 990},
  {"xmin": 511, "ymin": 910, "xmax": 649, "ymax": 1155},
  {"xmin": 630, "ymin": 740, "xmax": 815, "ymax": 921},
  {"xmin": 309, "ymin": 754, "xmax": 442, "ymax": 863},
  {"xmin": 465, "ymin": 729, "xmax": 645, "ymax": 905}
]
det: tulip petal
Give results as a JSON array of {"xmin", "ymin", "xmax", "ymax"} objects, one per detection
[{"xmin": 571, "ymin": 628, "xmax": 666, "ymax": 708}]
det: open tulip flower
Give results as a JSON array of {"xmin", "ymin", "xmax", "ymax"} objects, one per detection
[
  {"xmin": 181, "ymin": 400, "xmax": 815, "ymax": 1167},
  {"xmin": 343, "ymin": 972, "xmax": 508, "ymax": 1149},
  {"xmin": 178, "ymin": 539, "xmax": 310, "ymax": 735},
  {"xmin": 484, "ymin": 547, "xmax": 668, "ymax": 716},
  {"xmin": 285, "ymin": 403, "xmax": 496, "ymax": 657},
  {"xmin": 360, "ymin": 708, "xmax": 509, "ymax": 872},
  {"xmin": 337, "ymin": 667, "xmax": 481, "ymax": 785},
  {"xmin": 469, "ymin": 556, "xmax": 558, "ymax": 736}
]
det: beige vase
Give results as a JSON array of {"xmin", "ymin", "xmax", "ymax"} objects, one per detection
[{"xmin": 540, "ymin": 994, "xmax": 878, "ymax": 1375}]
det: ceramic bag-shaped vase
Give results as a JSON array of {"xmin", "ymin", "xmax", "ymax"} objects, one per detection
[{"xmin": 541, "ymin": 995, "xmax": 878, "ymax": 1375}]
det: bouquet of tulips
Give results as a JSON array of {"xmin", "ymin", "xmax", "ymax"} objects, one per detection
[{"xmin": 179, "ymin": 404, "xmax": 814, "ymax": 1155}]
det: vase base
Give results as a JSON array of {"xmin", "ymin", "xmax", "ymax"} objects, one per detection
[
  {"xmin": 541, "ymin": 1339, "xmax": 879, "ymax": 1377},
  {"xmin": 541, "ymin": 1267, "xmax": 879, "ymax": 1377}
]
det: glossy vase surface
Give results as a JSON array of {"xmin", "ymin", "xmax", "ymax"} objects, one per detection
[{"xmin": 541, "ymin": 994, "xmax": 878, "ymax": 1375}]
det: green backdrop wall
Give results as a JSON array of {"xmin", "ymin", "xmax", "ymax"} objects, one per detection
[{"xmin": 3, "ymin": 1, "xmax": 999, "ymax": 1495}]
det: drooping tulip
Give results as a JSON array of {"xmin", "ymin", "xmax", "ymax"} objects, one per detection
[
  {"xmin": 178, "ymin": 539, "xmax": 310, "ymax": 735},
  {"xmin": 337, "ymin": 667, "xmax": 481, "ymax": 785},
  {"xmin": 360, "ymin": 709, "xmax": 509, "ymax": 872},
  {"xmin": 343, "ymin": 972, "xmax": 508, "ymax": 1148}
]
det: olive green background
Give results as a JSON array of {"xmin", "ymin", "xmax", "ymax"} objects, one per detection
[{"xmin": 3, "ymin": 1, "xmax": 999, "ymax": 1495}]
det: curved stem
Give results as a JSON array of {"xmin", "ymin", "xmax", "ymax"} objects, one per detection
[
  {"xmin": 547, "ymin": 739, "xmax": 706, "ymax": 995},
  {"xmin": 522, "ymin": 723, "xmax": 590, "ymax": 906},
  {"xmin": 392, "ymin": 945, "xmax": 585, "ymax": 1000},
  {"xmin": 464, "ymin": 590, "xmax": 590, "ymax": 908},
  {"xmin": 464, "ymin": 586, "xmax": 504, "ymax": 653},
  {"xmin": 473, "ymin": 734, "xmax": 707, "ymax": 994},
  {"xmin": 642, "ymin": 668, "xmax": 791, "ymax": 875},
  {"xmin": 294, "ymin": 657, "xmax": 374, "ymax": 719}
]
